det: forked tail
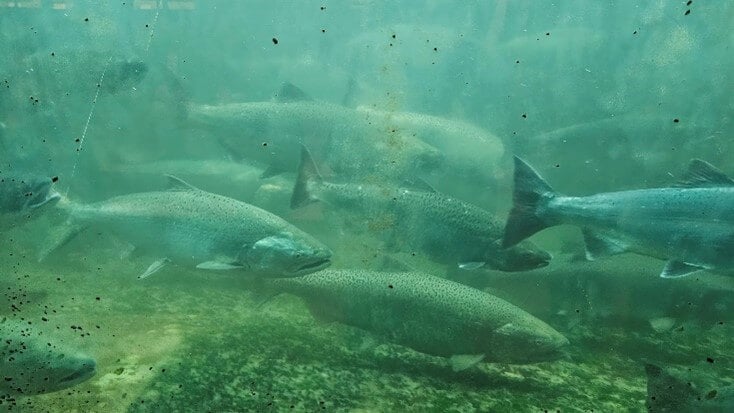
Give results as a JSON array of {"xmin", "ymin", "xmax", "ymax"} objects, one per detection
[{"xmin": 502, "ymin": 156, "xmax": 557, "ymax": 248}]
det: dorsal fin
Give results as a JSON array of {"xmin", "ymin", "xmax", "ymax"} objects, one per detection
[
  {"xmin": 401, "ymin": 176, "xmax": 436, "ymax": 193},
  {"xmin": 674, "ymin": 159, "xmax": 734, "ymax": 188},
  {"xmin": 165, "ymin": 174, "xmax": 201, "ymax": 191},
  {"xmin": 275, "ymin": 82, "xmax": 312, "ymax": 103}
]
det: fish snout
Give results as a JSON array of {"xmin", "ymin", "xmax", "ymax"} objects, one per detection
[
  {"xmin": 246, "ymin": 233, "xmax": 333, "ymax": 277},
  {"xmin": 492, "ymin": 322, "xmax": 569, "ymax": 363},
  {"xmin": 291, "ymin": 247, "xmax": 332, "ymax": 276},
  {"xmin": 60, "ymin": 357, "xmax": 97, "ymax": 386},
  {"xmin": 547, "ymin": 334, "xmax": 571, "ymax": 358},
  {"xmin": 492, "ymin": 244, "xmax": 553, "ymax": 272},
  {"xmin": 520, "ymin": 333, "xmax": 570, "ymax": 363},
  {"xmin": 26, "ymin": 177, "xmax": 62, "ymax": 210}
]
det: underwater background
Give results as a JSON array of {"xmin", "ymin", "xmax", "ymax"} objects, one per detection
[{"xmin": 1, "ymin": 1, "xmax": 733, "ymax": 411}]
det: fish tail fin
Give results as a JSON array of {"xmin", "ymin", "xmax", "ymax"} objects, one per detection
[
  {"xmin": 37, "ymin": 222, "xmax": 85, "ymax": 262},
  {"xmin": 247, "ymin": 278, "xmax": 282, "ymax": 310},
  {"xmin": 37, "ymin": 199, "xmax": 85, "ymax": 262},
  {"xmin": 502, "ymin": 156, "xmax": 557, "ymax": 248},
  {"xmin": 290, "ymin": 145, "xmax": 323, "ymax": 209}
]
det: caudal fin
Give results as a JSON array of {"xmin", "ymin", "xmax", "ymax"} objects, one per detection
[
  {"xmin": 290, "ymin": 145, "xmax": 323, "ymax": 209},
  {"xmin": 502, "ymin": 156, "xmax": 556, "ymax": 248}
]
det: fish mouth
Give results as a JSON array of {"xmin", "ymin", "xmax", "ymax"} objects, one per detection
[
  {"xmin": 60, "ymin": 360, "xmax": 96, "ymax": 385},
  {"xmin": 28, "ymin": 185, "xmax": 61, "ymax": 210},
  {"xmin": 533, "ymin": 336, "xmax": 570, "ymax": 362},
  {"xmin": 513, "ymin": 250, "xmax": 553, "ymax": 271},
  {"xmin": 294, "ymin": 257, "xmax": 331, "ymax": 275},
  {"xmin": 534, "ymin": 253, "xmax": 553, "ymax": 268}
]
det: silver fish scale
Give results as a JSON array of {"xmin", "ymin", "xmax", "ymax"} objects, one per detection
[
  {"xmin": 267, "ymin": 270, "xmax": 567, "ymax": 362},
  {"xmin": 71, "ymin": 190, "xmax": 301, "ymax": 265}
]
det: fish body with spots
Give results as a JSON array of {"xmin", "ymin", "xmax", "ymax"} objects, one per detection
[
  {"xmin": 53, "ymin": 176, "xmax": 331, "ymax": 278},
  {"xmin": 264, "ymin": 270, "xmax": 569, "ymax": 367},
  {"xmin": 292, "ymin": 147, "xmax": 550, "ymax": 272},
  {"xmin": 186, "ymin": 83, "xmax": 502, "ymax": 180}
]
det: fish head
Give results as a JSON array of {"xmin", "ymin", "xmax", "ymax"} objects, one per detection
[
  {"xmin": 487, "ymin": 320, "xmax": 569, "ymax": 363},
  {"xmin": 1, "ymin": 337, "xmax": 96, "ymax": 395},
  {"xmin": 644, "ymin": 362, "xmax": 700, "ymax": 411},
  {"xmin": 0, "ymin": 174, "xmax": 61, "ymax": 214},
  {"xmin": 490, "ymin": 240, "xmax": 552, "ymax": 272},
  {"xmin": 104, "ymin": 58, "xmax": 148, "ymax": 94},
  {"xmin": 25, "ymin": 176, "xmax": 62, "ymax": 211},
  {"xmin": 243, "ymin": 231, "xmax": 332, "ymax": 277}
]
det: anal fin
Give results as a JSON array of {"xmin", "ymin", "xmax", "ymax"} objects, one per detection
[
  {"xmin": 138, "ymin": 258, "xmax": 171, "ymax": 279},
  {"xmin": 449, "ymin": 354, "xmax": 485, "ymax": 372},
  {"xmin": 196, "ymin": 261, "xmax": 243, "ymax": 270},
  {"xmin": 582, "ymin": 229, "xmax": 628, "ymax": 260}
]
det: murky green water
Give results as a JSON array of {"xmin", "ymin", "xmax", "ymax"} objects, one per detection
[{"xmin": 1, "ymin": 1, "xmax": 733, "ymax": 412}]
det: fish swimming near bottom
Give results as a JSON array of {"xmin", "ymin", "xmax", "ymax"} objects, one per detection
[
  {"xmin": 291, "ymin": 146, "xmax": 551, "ymax": 272},
  {"xmin": 0, "ymin": 172, "xmax": 60, "ymax": 229},
  {"xmin": 503, "ymin": 156, "xmax": 734, "ymax": 278},
  {"xmin": 1, "ymin": 318, "xmax": 96, "ymax": 397},
  {"xmin": 645, "ymin": 362, "xmax": 734, "ymax": 412},
  {"xmin": 47, "ymin": 175, "xmax": 332, "ymax": 278},
  {"xmin": 261, "ymin": 270, "xmax": 569, "ymax": 370}
]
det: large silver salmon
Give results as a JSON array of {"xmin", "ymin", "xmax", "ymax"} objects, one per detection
[
  {"xmin": 503, "ymin": 156, "xmax": 734, "ymax": 278},
  {"xmin": 50, "ymin": 175, "xmax": 331, "ymax": 279},
  {"xmin": 292, "ymin": 147, "xmax": 550, "ymax": 272},
  {"xmin": 263, "ymin": 269, "xmax": 568, "ymax": 370}
]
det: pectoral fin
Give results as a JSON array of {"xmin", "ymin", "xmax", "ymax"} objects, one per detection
[
  {"xmin": 458, "ymin": 262, "xmax": 486, "ymax": 270},
  {"xmin": 449, "ymin": 354, "xmax": 485, "ymax": 372},
  {"xmin": 660, "ymin": 260, "xmax": 705, "ymax": 278},
  {"xmin": 138, "ymin": 258, "xmax": 171, "ymax": 280},
  {"xmin": 196, "ymin": 261, "xmax": 244, "ymax": 270},
  {"xmin": 261, "ymin": 162, "xmax": 289, "ymax": 179},
  {"xmin": 582, "ymin": 229, "xmax": 628, "ymax": 260}
]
